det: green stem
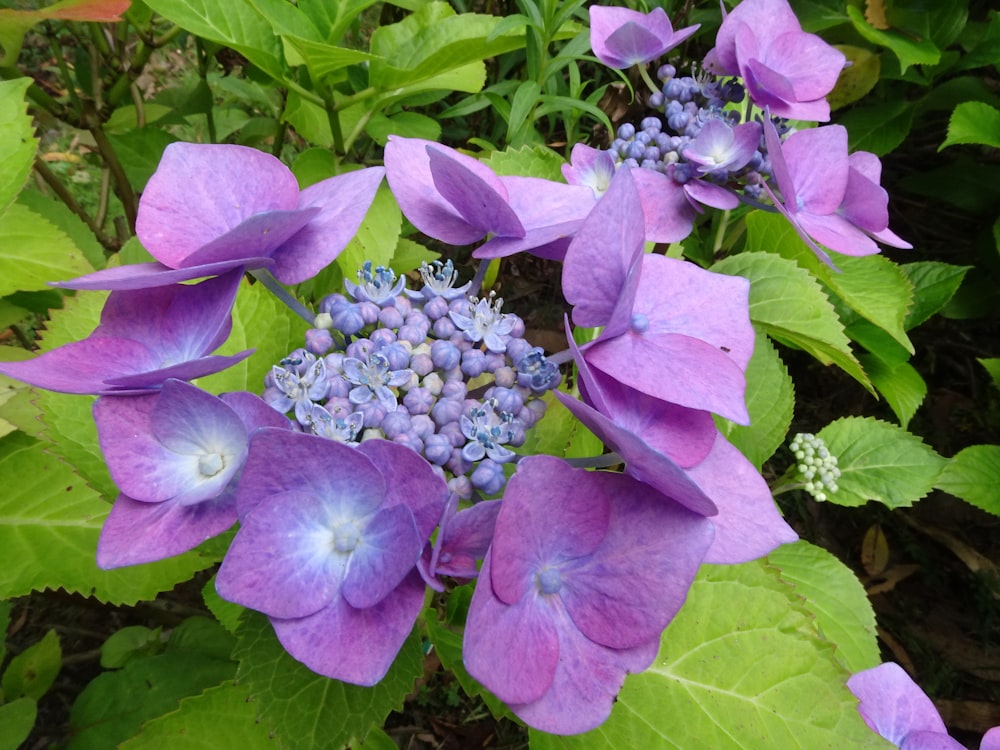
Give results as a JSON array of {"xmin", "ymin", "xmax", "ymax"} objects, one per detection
[
  {"xmin": 250, "ymin": 269, "xmax": 316, "ymax": 325},
  {"xmin": 33, "ymin": 158, "xmax": 116, "ymax": 251},
  {"xmin": 83, "ymin": 102, "xmax": 138, "ymax": 231},
  {"xmin": 636, "ymin": 63, "xmax": 660, "ymax": 100}
]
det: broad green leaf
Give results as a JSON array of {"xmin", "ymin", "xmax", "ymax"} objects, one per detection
[
  {"xmin": 1, "ymin": 629, "xmax": 60, "ymax": 701},
  {"xmin": 195, "ymin": 276, "xmax": 306, "ymax": 396},
  {"xmin": 291, "ymin": 147, "xmax": 337, "ymax": 189},
  {"xmin": 0, "ymin": 78, "xmax": 35, "ymax": 215},
  {"xmin": 69, "ymin": 618, "xmax": 236, "ymax": 750},
  {"xmin": 816, "ymin": 417, "xmax": 945, "ymax": 508},
  {"xmin": 530, "ymin": 561, "xmax": 892, "ymax": 750},
  {"xmin": 828, "ymin": 45, "xmax": 879, "ymax": 111},
  {"xmin": 0, "ymin": 204, "xmax": 94, "ymax": 295},
  {"xmin": 119, "ymin": 681, "xmax": 278, "ymax": 750},
  {"xmin": 939, "ymin": 101, "xmax": 1000, "ymax": 150},
  {"xmin": 389, "ymin": 237, "xmax": 439, "ymax": 275},
  {"xmin": 0, "ymin": 697, "xmax": 36, "ymax": 750},
  {"xmin": 284, "ymin": 35, "xmax": 376, "ymax": 80},
  {"xmin": 900, "ymin": 262, "xmax": 970, "ymax": 329},
  {"xmin": 0, "ymin": 432, "xmax": 214, "ymax": 604},
  {"xmin": 100, "ymin": 626, "xmax": 164, "ymax": 668},
  {"xmin": 487, "ymin": 144, "xmax": 566, "ymax": 182},
  {"xmin": 935, "ymin": 445, "xmax": 1000, "ymax": 517},
  {"xmin": 507, "ymin": 80, "xmax": 543, "ymax": 145},
  {"xmin": 335, "ymin": 184, "xmax": 403, "ymax": 281},
  {"xmin": 714, "ymin": 330, "xmax": 794, "ymax": 469},
  {"xmin": 17, "ymin": 189, "xmax": 107, "ymax": 271},
  {"xmin": 978, "ymin": 358, "xmax": 1000, "ymax": 391},
  {"xmin": 767, "ymin": 541, "xmax": 880, "ymax": 673},
  {"xmin": 954, "ymin": 10, "xmax": 1000, "ymax": 72},
  {"xmin": 838, "ymin": 99, "xmax": 914, "ymax": 156},
  {"xmin": 899, "ymin": 155, "xmax": 1000, "ymax": 215},
  {"xmin": 846, "ymin": 5, "xmax": 940, "ymax": 73},
  {"xmin": 299, "ymin": 0, "xmax": 383, "ymax": 43},
  {"xmin": 857, "ymin": 354, "xmax": 926, "ymax": 429},
  {"xmin": 104, "ymin": 102, "xmax": 177, "ymax": 133},
  {"xmin": 202, "ymin": 575, "xmax": 246, "ymax": 635},
  {"xmin": 142, "ymin": 0, "xmax": 287, "ymax": 80},
  {"xmin": 365, "ymin": 110, "xmax": 442, "ymax": 145},
  {"xmin": 233, "ymin": 611, "xmax": 423, "ymax": 749},
  {"xmin": 520, "ymin": 390, "xmax": 603, "ymax": 460},
  {"xmin": 246, "ymin": 0, "xmax": 321, "ymax": 41},
  {"xmin": 106, "ymin": 127, "xmax": 178, "ymax": 192},
  {"xmin": 712, "ymin": 248, "xmax": 870, "ymax": 392},
  {"xmin": 0, "ymin": 347, "xmax": 35, "ymax": 439}
]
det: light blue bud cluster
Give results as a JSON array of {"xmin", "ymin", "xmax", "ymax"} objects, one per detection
[
  {"xmin": 789, "ymin": 432, "xmax": 841, "ymax": 502},
  {"xmin": 263, "ymin": 261, "xmax": 561, "ymax": 500}
]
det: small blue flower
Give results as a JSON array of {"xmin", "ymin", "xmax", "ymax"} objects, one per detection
[
  {"xmin": 460, "ymin": 398, "xmax": 516, "ymax": 463},
  {"xmin": 345, "ymin": 261, "xmax": 406, "ymax": 305},
  {"xmin": 407, "ymin": 259, "xmax": 472, "ymax": 302},
  {"xmin": 269, "ymin": 357, "xmax": 329, "ymax": 423},
  {"xmin": 303, "ymin": 403, "xmax": 364, "ymax": 443},
  {"xmin": 516, "ymin": 347, "xmax": 561, "ymax": 393},
  {"xmin": 342, "ymin": 351, "xmax": 412, "ymax": 411},
  {"xmin": 450, "ymin": 292, "xmax": 517, "ymax": 353}
]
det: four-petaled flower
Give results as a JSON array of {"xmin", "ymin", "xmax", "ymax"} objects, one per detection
[
  {"xmin": 450, "ymin": 292, "xmax": 516, "ymax": 353},
  {"xmin": 342, "ymin": 351, "xmax": 412, "ymax": 411},
  {"xmin": 589, "ymin": 6, "xmax": 699, "ymax": 69}
]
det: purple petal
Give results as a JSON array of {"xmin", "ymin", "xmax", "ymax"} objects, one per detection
[
  {"xmin": 463, "ymin": 550, "xmax": 560, "ymax": 704},
  {"xmin": 763, "ymin": 115, "xmax": 796, "ymax": 211},
  {"xmin": 216, "ymin": 489, "xmax": 348, "ymax": 619},
  {"xmin": 270, "ymin": 166, "xmax": 386, "ymax": 284},
  {"xmin": 341, "ymin": 503, "xmax": 421, "ymax": 609},
  {"xmin": 632, "ymin": 168, "xmax": 698, "ymax": 242},
  {"xmin": 783, "ymin": 126, "xmax": 849, "ymax": 215},
  {"xmin": 559, "ymin": 471, "xmax": 713, "ymax": 648},
  {"xmin": 901, "ymin": 732, "xmax": 968, "ymax": 750},
  {"xmin": 428, "ymin": 147, "xmax": 523, "ymax": 239},
  {"xmin": 97, "ymin": 490, "xmax": 236, "ymax": 568},
  {"xmin": 489, "ymin": 456, "xmax": 611, "ymax": 606},
  {"xmin": 847, "ymin": 662, "xmax": 949, "ymax": 746},
  {"xmin": 709, "ymin": 0, "xmax": 802, "ymax": 77},
  {"xmin": 50, "ymin": 258, "xmax": 271, "ymax": 291},
  {"xmin": 0, "ymin": 336, "xmax": 156, "ymax": 395},
  {"xmin": 765, "ymin": 30, "xmax": 845, "ymax": 103},
  {"xmin": 220, "ymin": 390, "xmax": 293, "ymax": 431},
  {"xmin": 180, "ymin": 208, "xmax": 318, "ymax": 268},
  {"xmin": 102, "ymin": 352, "xmax": 254, "ymax": 391},
  {"xmin": 689, "ymin": 436, "xmax": 797, "ymax": 564},
  {"xmin": 433, "ymin": 499, "xmax": 501, "ymax": 578},
  {"xmin": 272, "ymin": 569, "xmax": 426, "ymax": 686},
  {"xmin": 234, "ymin": 428, "xmax": 385, "ymax": 519},
  {"xmin": 684, "ymin": 178, "xmax": 739, "ymax": 210},
  {"xmin": 136, "ymin": 143, "xmax": 299, "ymax": 268},
  {"xmin": 797, "ymin": 212, "xmax": 880, "ymax": 257},
  {"xmin": 980, "ymin": 727, "xmax": 1000, "ymax": 750}
]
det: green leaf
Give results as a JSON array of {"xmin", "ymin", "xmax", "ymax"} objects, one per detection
[
  {"xmin": 846, "ymin": 5, "xmax": 940, "ymax": 73},
  {"xmin": 0, "ymin": 697, "xmax": 36, "ymax": 750},
  {"xmin": 298, "ymin": 0, "xmax": 383, "ymax": 43},
  {"xmin": 828, "ymin": 45, "xmax": 880, "ymax": 111},
  {"xmin": 767, "ymin": 541, "xmax": 880, "ymax": 674},
  {"xmin": 203, "ymin": 576, "xmax": 246, "ymax": 635},
  {"xmin": 0, "ymin": 78, "xmax": 35, "ymax": 215},
  {"xmin": 69, "ymin": 618, "xmax": 237, "ymax": 750},
  {"xmin": 939, "ymin": 101, "xmax": 1000, "ymax": 150},
  {"xmin": 1, "ymin": 629, "xmax": 61, "ymax": 701},
  {"xmin": 389, "ymin": 237, "xmax": 438, "ymax": 275},
  {"xmin": 119, "ymin": 680, "xmax": 279, "ymax": 750},
  {"xmin": 106, "ymin": 127, "xmax": 178, "ymax": 192},
  {"xmin": 837, "ymin": 99, "xmax": 914, "ymax": 156},
  {"xmin": 935, "ymin": 445, "xmax": 1000, "ymax": 517},
  {"xmin": 0, "ymin": 203, "xmax": 94, "ymax": 295},
  {"xmin": 858, "ymin": 355, "xmax": 926, "ymax": 429},
  {"xmin": 900, "ymin": 262, "xmax": 970, "ymax": 329},
  {"xmin": 712, "ymin": 246, "xmax": 870, "ymax": 392},
  {"xmin": 816, "ymin": 417, "xmax": 946, "ymax": 508},
  {"xmin": 142, "ymin": 0, "xmax": 287, "ymax": 80},
  {"xmin": 530, "ymin": 561, "xmax": 892, "ymax": 750},
  {"xmin": 100, "ymin": 626, "xmax": 164, "ymax": 669},
  {"xmin": 194, "ymin": 276, "xmax": 306, "ymax": 396},
  {"xmin": 233, "ymin": 611, "xmax": 423, "ymax": 749},
  {"xmin": 487, "ymin": 144, "xmax": 566, "ymax": 181},
  {"xmin": 335, "ymin": 184, "xmax": 403, "ymax": 281},
  {"xmin": 17, "ymin": 189, "xmax": 107, "ymax": 272},
  {"xmin": 714, "ymin": 330, "xmax": 794, "ymax": 469},
  {"xmin": 978, "ymin": 357, "xmax": 1000, "ymax": 391},
  {"xmin": 365, "ymin": 110, "xmax": 442, "ymax": 145},
  {"xmin": 284, "ymin": 35, "xmax": 376, "ymax": 80}
]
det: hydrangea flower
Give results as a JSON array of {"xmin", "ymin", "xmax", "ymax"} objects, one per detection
[
  {"xmin": 93, "ymin": 380, "xmax": 289, "ymax": 567},
  {"xmin": 682, "ymin": 118, "xmax": 762, "ymax": 177},
  {"xmin": 589, "ymin": 6, "xmax": 699, "ymax": 69},
  {"xmin": 449, "ymin": 292, "xmax": 517, "ymax": 353},
  {"xmin": 704, "ymin": 0, "xmax": 845, "ymax": 121},
  {"xmin": 0, "ymin": 270, "xmax": 250, "ymax": 395},
  {"xmin": 848, "ymin": 663, "xmax": 1000, "ymax": 750},
  {"xmin": 463, "ymin": 455, "xmax": 713, "ymax": 734},
  {"xmin": 54, "ymin": 143, "xmax": 385, "ymax": 290},
  {"xmin": 216, "ymin": 430, "xmax": 447, "ymax": 685}
]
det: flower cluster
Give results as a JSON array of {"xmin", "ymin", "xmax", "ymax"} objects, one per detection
[{"xmin": 790, "ymin": 432, "xmax": 841, "ymax": 502}]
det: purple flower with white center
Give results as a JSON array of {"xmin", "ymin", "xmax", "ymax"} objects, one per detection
[
  {"xmin": 216, "ymin": 431, "xmax": 447, "ymax": 685},
  {"xmin": 342, "ymin": 351, "xmax": 412, "ymax": 410},
  {"xmin": 461, "ymin": 398, "xmax": 517, "ymax": 463},
  {"xmin": 562, "ymin": 144, "xmax": 617, "ymax": 198},
  {"xmin": 847, "ymin": 663, "xmax": 1000, "ymax": 750},
  {"xmin": 704, "ymin": 0, "xmax": 845, "ymax": 122},
  {"xmin": 344, "ymin": 261, "xmax": 406, "ymax": 305},
  {"xmin": 54, "ymin": 143, "xmax": 385, "ymax": 290},
  {"xmin": 682, "ymin": 118, "xmax": 762, "ymax": 177},
  {"xmin": 463, "ymin": 455, "xmax": 713, "ymax": 734},
  {"xmin": 0, "ymin": 270, "xmax": 250, "ymax": 395},
  {"xmin": 589, "ymin": 6, "xmax": 699, "ymax": 69},
  {"xmin": 269, "ymin": 357, "xmax": 329, "ymax": 423},
  {"xmin": 406, "ymin": 259, "xmax": 472, "ymax": 302},
  {"xmin": 93, "ymin": 380, "xmax": 290, "ymax": 568},
  {"xmin": 450, "ymin": 292, "xmax": 517, "ymax": 353}
]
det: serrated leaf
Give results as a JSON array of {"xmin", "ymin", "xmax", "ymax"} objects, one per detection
[
  {"xmin": 846, "ymin": 5, "xmax": 940, "ymax": 73},
  {"xmin": 17, "ymin": 189, "xmax": 107, "ymax": 271},
  {"xmin": 0, "ymin": 78, "xmax": 36, "ymax": 215},
  {"xmin": 233, "ymin": 611, "xmax": 423, "ymax": 750},
  {"xmin": 100, "ymin": 626, "xmax": 164, "ymax": 669},
  {"xmin": 487, "ymin": 145, "xmax": 566, "ymax": 181},
  {"xmin": 935, "ymin": 445, "xmax": 1000, "ymax": 517},
  {"xmin": 364, "ymin": 110, "xmax": 442, "ymax": 145},
  {"xmin": 1, "ymin": 629, "xmax": 60, "ymax": 701},
  {"xmin": 530, "ymin": 561, "xmax": 892, "ymax": 750},
  {"xmin": 712, "ymin": 248, "xmax": 870, "ymax": 392},
  {"xmin": 816, "ymin": 417, "xmax": 945, "ymax": 508},
  {"xmin": 0, "ymin": 432, "xmax": 215, "ymax": 604},
  {"xmin": 0, "ymin": 204, "xmax": 94, "ymax": 295},
  {"xmin": 203, "ymin": 575, "xmax": 246, "ymax": 635},
  {"xmin": 857, "ymin": 354, "xmax": 926, "ymax": 429},
  {"xmin": 940, "ymin": 101, "xmax": 1000, "ymax": 150},
  {"xmin": 900, "ymin": 261, "xmax": 970, "ymax": 329},
  {"xmin": 714, "ymin": 329, "xmax": 794, "ymax": 469},
  {"xmin": 0, "ymin": 697, "xmax": 36, "ymax": 750},
  {"xmin": 768, "ymin": 541, "xmax": 880, "ymax": 673}
]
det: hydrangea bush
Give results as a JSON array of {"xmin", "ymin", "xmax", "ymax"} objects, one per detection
[{"xmin": 0, "ymin": 0, "xmax": 998, "ymax": 747}]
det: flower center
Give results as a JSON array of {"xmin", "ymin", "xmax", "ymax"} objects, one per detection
[
  {"xmin": 332, "ymin": 521, "xmax": 362, "ymax": 553},
  {"xmin": 536, "ymin": 568, "xmax": 563, "ymax": 595},
  {"xmin": 198, "ymin": 452, "xmax": 225, "ymax": 477}
]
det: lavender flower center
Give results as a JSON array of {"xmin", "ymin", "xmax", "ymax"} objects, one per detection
[
  {"xmin": 332, "ymin": 521, "xmax": 362, "ymax": 553},
  {"xmin": 537, "ymin": 568, "xmax": 563, "ymax": 595}
]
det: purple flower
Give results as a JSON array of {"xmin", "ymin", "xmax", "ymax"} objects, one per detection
[
  {"xmin": 216, "ymin": 430, "xmax": 447, "ymax": 685},
  {"xmin": 449, "ymin": 292, "xmax": 517, "ymax": 353},
  {"xmin": 0, "ymin": 270, "xmax": 250, "ymax": 395},
  {"xmin": 848, "ymin": 663, "xmax": 1000, "ymax": 750},
  {"xmin": 589, "ymin": 7, "xmax": 699, "ymax": 69},
  {"xmin": 682, "ymin": 118, "xmax": 762, "ymax": 176},
  {"xmin": 93, "ymin": 381, "xmax": 290, "ymax": 568},
  {"xmin": 704, "ymin": 0, "xmax": 845, "ymax": 121},
  {"xmin": 55, "ymin": 143, "xmax": 385, "ymax": 290},
  {"xmin": 763, "ymin": 119, "xmax": 909, "ymax": 264},
  {"xmin": 463, "ymin": 455, "xmax": 713, "ymax": 734}
]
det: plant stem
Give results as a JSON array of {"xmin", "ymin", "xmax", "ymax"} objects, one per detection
[
  {"xmin": 33, "ymin": 158, "xmax": 117, "ymax": 250},
  {"xmin": 250, "ymin": 269, "xmax": 316, "ymax": 325},
  {"xmin": 83, "ymin": 101, "xmax": 138, "ymax": 232}
]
